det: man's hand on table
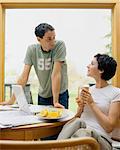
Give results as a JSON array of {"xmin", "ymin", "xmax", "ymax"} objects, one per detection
[
  {"xmin": 54, "ymin": 102, "xmax": 65, "ymax": 108},
  {"xmin": 0, "ymin": 101, "xmax": 10, "ymax": 105}
]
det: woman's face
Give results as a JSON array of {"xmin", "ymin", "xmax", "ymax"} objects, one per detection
[{"xmin": 87, "ymin": 57, "xmax": 102, "ymax": 79}]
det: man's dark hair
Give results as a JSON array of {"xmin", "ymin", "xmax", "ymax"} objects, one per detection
[
  {"xmin": 94, "ymin": 53, "xmax": 117, "ymax": 80},
  {"xmin": 35, "ymin": 23, "xmax": 54, "ymax": 38}
]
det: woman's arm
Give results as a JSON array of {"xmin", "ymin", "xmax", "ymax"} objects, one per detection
[
  {"xmin": 75, "ymin": 97, "xmax": 84, "ymax": 117},
  {"xmin": 89, "ymin": 101, "xmax": 120, "ymax": 133},
  {"xmin": 81, "ymin": 88, "xmax": 120, "ymax": 133}
]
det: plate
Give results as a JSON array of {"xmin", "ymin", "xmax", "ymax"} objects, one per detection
[{"xmin": 37, "ymin": 108, "xmax": 68, "ymax": 120}]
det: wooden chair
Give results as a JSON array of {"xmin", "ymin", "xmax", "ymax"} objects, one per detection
[{"xmin": 0, "ymin": 137, "xmax": 100, "ymax": 150}]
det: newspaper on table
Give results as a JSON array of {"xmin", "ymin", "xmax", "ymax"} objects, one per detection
[{"xmin": 0, "ymin": 110, "xmax": 42, "ymax": 128}]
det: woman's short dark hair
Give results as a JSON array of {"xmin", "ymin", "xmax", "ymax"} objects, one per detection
[
  {"xmin": 94, "ymin": 53, "xmax": 117, "ymax": 80},
  {"xmin": 35, "ymin": 23, "xmax": 54, "ymax": 38}
]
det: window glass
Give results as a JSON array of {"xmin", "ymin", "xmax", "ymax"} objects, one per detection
[{"xmin": 5, "ymin": 9, "xmax": 111, "ymax": 111}]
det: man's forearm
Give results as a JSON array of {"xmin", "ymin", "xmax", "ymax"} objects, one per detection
[
  {"xmin": 52, "ymin": 72, "xmax": 61, "ymax": 104},
  {"xmin": 8, "ymin": 94, "xmax": 16, "ymax": 104},
  {"xmin": 0, "ymin": 94, "xmax": 16, "ymax": 105},
  {"xmin": 17, "ymin": 75, "xmax": 28, "ymax": 87}
]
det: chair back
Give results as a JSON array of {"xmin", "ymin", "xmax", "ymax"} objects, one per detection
[{"xmin": 0, "ymin": 137, "xmax": 100, "ymax": 150}]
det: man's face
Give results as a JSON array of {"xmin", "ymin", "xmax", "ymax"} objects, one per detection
[{"xmin": 37, "ymin": 30, "xmax": 56, "ymax": 52}]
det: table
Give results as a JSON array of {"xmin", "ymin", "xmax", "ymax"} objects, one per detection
[
  {"xmin": 0, "ymin": 109, "xmax": 74, "ymax": 141},
  {"xmin": 0, "ymin": 122, "xmax": 66, "ymax": 140}
]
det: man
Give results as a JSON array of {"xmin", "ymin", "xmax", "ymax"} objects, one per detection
[{"xmin": 2, "ymin": 23, "xmax": 69, "ymax": 108}]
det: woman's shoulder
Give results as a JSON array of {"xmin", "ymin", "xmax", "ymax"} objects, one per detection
[
  {"xmin": 90, "ymin": 84, "xmax": 120, "ymax": 91},
  {"xmin": 109, "ymin": 85, "xmax": 120, "ymax": 102},
  {"xmin": 90, "ymin": 84, "xmax": 120, "ymax": 102},
  {"xmin": 109, "ymin": 85, "xmax": 120, "ymax": 92}
]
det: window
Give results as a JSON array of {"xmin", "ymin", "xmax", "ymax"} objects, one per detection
[
  {"xmin": 5, "ymin": 9, "xmax": 111, "ymax": 111},
  {"xmin": 0, "ymin": 1, "xmax": 120, "ymax": 107}
]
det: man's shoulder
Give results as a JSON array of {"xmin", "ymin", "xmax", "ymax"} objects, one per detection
[
  {"xmin": 54, "ymin": 40, "xmax": 66, "ymax": 51},
  {"xmin": 28, "ymin": 43, "xmax": 40, "ymax": 50},
  {"xmin": 55, "ymin": 40, "xmax": 65, "ymax": 46}
]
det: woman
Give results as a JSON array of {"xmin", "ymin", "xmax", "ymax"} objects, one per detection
[{"xmin": 58, "ymin": 54, "xmax": 120, "ymax": 150}]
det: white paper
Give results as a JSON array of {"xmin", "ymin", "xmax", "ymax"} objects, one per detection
[
  {"xmin": 0, "ymin": 105, "xmax": 18, "ymax": 111},
  {"xmin": 0, "ymin": 110, "xmax": 42, "ymax": 128}
]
